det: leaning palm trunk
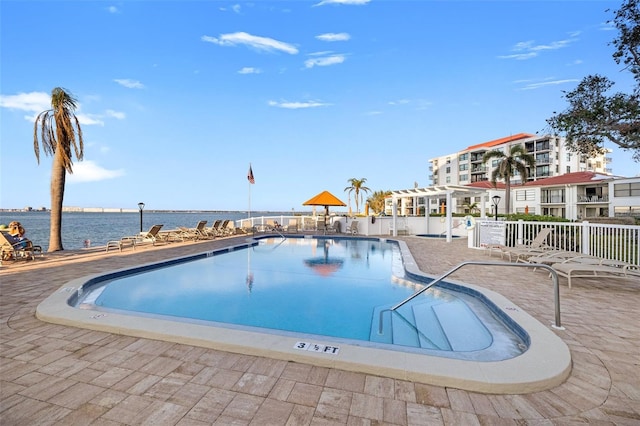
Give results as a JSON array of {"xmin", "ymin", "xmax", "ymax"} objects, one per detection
[{"xmin": 48, "ymin": 151, "xmax": 66, "ymax": 251}]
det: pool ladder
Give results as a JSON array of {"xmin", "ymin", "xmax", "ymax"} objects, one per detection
[{"xmin": 379, "ymin": 261, "xmax": 562, "ymax": 335}]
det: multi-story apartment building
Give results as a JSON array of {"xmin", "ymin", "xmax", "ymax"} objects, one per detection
[{"xmin": 429, "ymin": 133, "xmax": 612, "ymax": 187}]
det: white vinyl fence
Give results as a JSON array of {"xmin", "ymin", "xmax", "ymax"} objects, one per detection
[{"xmin": 470, "ymin": 220, "xmax": 639, "ymax": 266}]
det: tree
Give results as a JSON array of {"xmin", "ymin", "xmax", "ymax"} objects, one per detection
[
  {"xmin": 33, "ymin": 87, "xmax": 84, "ymax": 252},
  {"xmin": 482, "ymin": 145, "xmax": 535, "ymax": 215},
  {"xmin": 547, "ymin": 0, "xmax": 640, "ymax": 162},
  {"xmin": 344, "ymin": 178, "xmax": 371, "ymax": 215},
  {"xmin": 366, "ymin": 190, "xmax": 392, "ymax": 215}
]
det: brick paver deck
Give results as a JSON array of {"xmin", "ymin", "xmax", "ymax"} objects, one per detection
[{"xmin": 1, "ymin": 235, "xmax": 638, "ymax": 425}]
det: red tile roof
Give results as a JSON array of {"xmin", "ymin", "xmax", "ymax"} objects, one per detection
[
  {"xmin": 523, "ymin": 171, "xmax": 615, "ymax": 187},
  {"xmin": 466, "ymin": 133, "xmax": 535, "ymax": 151}
]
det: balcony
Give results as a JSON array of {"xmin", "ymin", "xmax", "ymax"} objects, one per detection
[{"xmin": 578, "ymin": 195, "xmax": 609, "ymax": 203}]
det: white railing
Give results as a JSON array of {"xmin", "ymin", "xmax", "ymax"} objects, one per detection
[{"xmin": 470, "ymin": 220, "xmax": 639, "ymax": 265}]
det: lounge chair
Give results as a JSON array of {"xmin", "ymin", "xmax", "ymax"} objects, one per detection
[
  {"xmin": 190, "ymin": 220, "xmax": 211, "ymax": 239},
  {"xmin": 215, "ymin": 219, "xmax": 234, "ymax": 237},
  {"xmin": 325, "ymin": 222, "xmax": 340, "ymax": 234},
  {"xmin": 204, "ymin": 220, "xmax": 222, "ymax": 237},
  {"xmin": 0, "ymin": 230, "xmax": 42, "ymax": 260},
  {"xmin": 498, "ymin": 228, "xmax": 554, "ymax": 262},
  {"xmin": 285, "ymin": 219, "xmax": 299, "ymax": 233},
  {"xmin": 346, "ymin": 221, "xmax": 359, "ymax": 235},
  {"xmin": 120, "ymin": 224, "xmax": 164, "ymax": 246},
  {"xmin": 551, "ymin": 260, "xmax": 640, "ymax": 289}
]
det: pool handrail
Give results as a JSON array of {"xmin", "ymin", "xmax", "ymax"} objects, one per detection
[{"xmin": 387, "ymin": 261, "xmax": 562, "ymax": 329}]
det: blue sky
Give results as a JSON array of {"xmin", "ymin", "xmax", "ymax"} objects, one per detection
[{"xmin": 1, "ymin": 0, "xmax": 638, "ymax": 212}]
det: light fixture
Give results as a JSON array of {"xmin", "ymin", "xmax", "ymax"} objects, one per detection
[
  {"xmin": 138, "ymin": 202, "xmax": 145, "ymax": 232},
  {"xmin": 491, "ymin": 196, "xmax": 501, "ymax": 221}
]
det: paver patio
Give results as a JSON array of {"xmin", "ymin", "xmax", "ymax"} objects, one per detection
[{"xmin": 1, "ymin": 235, "xmax": 638, "ymax": 425}]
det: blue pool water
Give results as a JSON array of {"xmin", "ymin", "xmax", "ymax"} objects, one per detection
[{"xmin": 76, "ymin": 237, "xmax": 527, "ymax": 360}]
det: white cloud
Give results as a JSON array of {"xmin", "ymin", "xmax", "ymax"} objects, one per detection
[
  {"xmin": 268, "ymin": 100, "xmax": 331, "ymax": 109},
  {"xmin": 499, "ymin": 35, "xmax": 578, "ymax": 60},
  {"xmin": 202, "ymin": 32, "xmax": 298, "ymax": 54},
  {"xmin": 105, "ymin": 109, "xmax": 126, "ymax": 119},
  {"xmin": 114, "ymin": 79, "xmax": 145, "ymax": 89},
  {"xmin": 107, "ymin": 6, "xmax": 120, "ymax": 13},
  {"xmin": 316, "ymin": 32, "xmax": 351, "ymax": 42},
  {"xmin": 66, "ymin": 160, "xmax": 125, "ymax": 183},
  {"xmin": 314, "ymin": 0, "xmax": 370, "ymax": 6},
  {"xmin": 238, "ymin": 67, "xmax": 262, "ymax": 74},
  {"xmin": 305, "ymin": 54, "xmax": 346, "ymax": 68},
  {"xmin": 220, "ymin": 4, "xmax": 242, "ymax": 13},
  {"xmin": 0, "ymin": 91, "xmax": 51, "ymax": 113},
  {"xmin": 516, "ymin": 78, "xmax": 580, "ymax": 90},
  {"xmin": 76, "ymin": 114, "xmax": 104, "ymax": 126}
]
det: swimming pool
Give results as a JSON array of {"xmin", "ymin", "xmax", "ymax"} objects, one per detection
[{"xmin": 37, "ymin": 236, "xmax": 571, "ymax": 393}]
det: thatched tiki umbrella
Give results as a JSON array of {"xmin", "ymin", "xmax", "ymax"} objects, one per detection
[{"xmin": 302, "ymin": 190, "xmax": 347, "ymax": 231}]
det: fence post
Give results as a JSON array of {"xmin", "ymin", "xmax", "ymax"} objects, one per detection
[
  {"xmin": 581, "ymin": 221, "xmax": 590, "ymax": 256},
  {"xmin": 517, "ymin": 219, "xmax": 524, "ymax": 246}
]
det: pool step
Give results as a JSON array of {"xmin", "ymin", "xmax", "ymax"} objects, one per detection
[
  {"xmin": 371, "ymin": 300, "xmax": 491, "ymax": 352},
  {"xmin": 431, "ymin": 301, "xmax": 492, "ymax": 351}
]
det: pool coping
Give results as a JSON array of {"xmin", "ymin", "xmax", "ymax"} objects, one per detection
[{"xmin": 36, "ymin": 238, "xmax": 572, "ymax": 394}]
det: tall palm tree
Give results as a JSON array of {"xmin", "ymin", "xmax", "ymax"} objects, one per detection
[
  {"xmin": 482, "ymin": 145, "xmax": 535, "ymax": 215},
  {"xmin": 33, "ymin": 87, "xmax": 84, "ymax": 252},
  {"xmin": 344, "ymin": 178, "xmax": 371, "ymax": 214}
]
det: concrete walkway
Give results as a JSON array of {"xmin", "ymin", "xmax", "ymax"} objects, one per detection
[{"xmin": 1, "ymin": 235, "xmax": 639, "ymax": 425}]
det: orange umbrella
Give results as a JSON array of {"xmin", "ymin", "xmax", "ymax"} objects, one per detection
[{"xmin": 303, "ymin": 191, "xmax": 347, "ymax": 227}]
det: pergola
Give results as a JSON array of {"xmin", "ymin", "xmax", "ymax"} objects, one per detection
[{"xmin": 389, "ymin": 185, "xmax": 490, "ymax": 242}]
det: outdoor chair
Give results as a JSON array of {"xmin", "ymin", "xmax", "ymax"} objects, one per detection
[
  {"xmin": 0, "ymin": 230, "xmax": 42, "ymax": 261},
  {"xmin": 346, "ymin": 221, "xmax": 359, "ymax": 235},
  {"xmin": 551, "ymin": 259, "xmax": 640, "ymax": 289},
  {"xmin": 499, "ymin": 228, "xmax": 554, "ymax": 262}
]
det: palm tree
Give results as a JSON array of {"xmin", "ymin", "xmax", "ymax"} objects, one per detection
[
  {"xmin": 344, "ymin": 178, "xmax": 371, "ymax": 215},
  {"xmin": 367, "ymin": 190, "xmax": 392, "ymax": 215},
  {"xmin": 33, "ymin": 87, "xmax": 85, "ymax": 252},
  {"xmin": 482, "ymin": 145, "xmax": 535, "ymax": 215}
]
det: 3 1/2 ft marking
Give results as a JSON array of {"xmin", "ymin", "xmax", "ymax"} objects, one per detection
[{"xmin": 294, "ymin": 341, "xmax": 340, "ymax": 355}]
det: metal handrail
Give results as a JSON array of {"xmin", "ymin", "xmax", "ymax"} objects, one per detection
[{"xmin": 386, "ymin": 261, "xmax": 562, "ymax": 329}]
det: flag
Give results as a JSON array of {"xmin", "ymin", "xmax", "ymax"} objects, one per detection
[{"xmin": 247, "ymin": 165, "xmax": 255, "ymax": 184}]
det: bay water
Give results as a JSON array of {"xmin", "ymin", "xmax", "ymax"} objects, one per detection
[{"xmin": 0, "ymin": 211, "xmax": 294, "ymax": 251}]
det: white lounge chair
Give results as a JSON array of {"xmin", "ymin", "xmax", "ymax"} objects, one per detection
[
  {"xmin": 551, "ymin": 261, "xmax": 640, "ymax": 289},
  {"xmin": 500, "ymin": 228, "xmax": 554, "ymax": 262}
]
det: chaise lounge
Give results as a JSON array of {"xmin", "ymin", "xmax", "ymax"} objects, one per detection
[
  {"xmin": 0, "ymin": 230, "xmax": 42, "ymax": 260},
  {"xmin": 551, "ymin": 260, "xmax": 640, "ymax": 288}
]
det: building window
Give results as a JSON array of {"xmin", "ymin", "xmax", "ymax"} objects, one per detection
[
  {"xmin": 542, "ymin": 189, "xmax": 564, "ymax": 203},
  {"xmin": 446, "ymin": 176, "xmax": 451, "ymax": 183},
  {"xmin": 536, "ymin": 165, "xmax": 550, "ymax": 177},
  {"xmin": 446, "ymin": 166, "xmax": 451, "ymax": 174},
  {"xmin": 515, "ymin": 189, "xmax": 535, "ymax": 201},
  {"xmin": 614, "ymin": 182, "xmax": 640, "ymax": 197},
  {"xmin": 566, "ymin": 166, "xmax": 571, "ymax": 173},
  {"xmin": 459, "ymin": 163, "xmax": 468, "ymax": 171},
  {"xmin": 459, "ymin": 153, "xmax": 469, "ymax": 161},
  {"xmin": 459, "ymin": 174, "xmax": 468, "ymax": 181}
]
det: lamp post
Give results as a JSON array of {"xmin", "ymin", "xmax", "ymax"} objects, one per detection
[
  {"xmin": 138, "ymin": 202, "xmax": 145, "ymax": 232},
  {"xmin": 492, "ymin": 196, "xmax": 501, "ymax": 221}
]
